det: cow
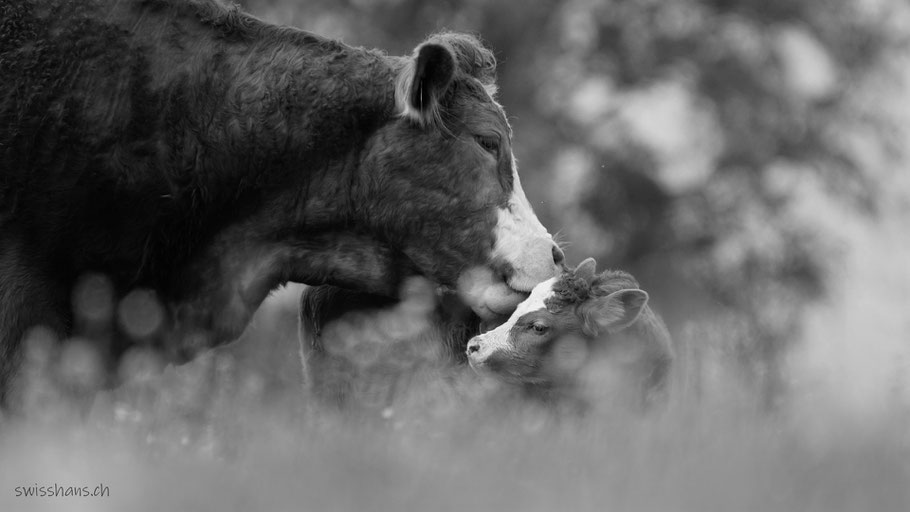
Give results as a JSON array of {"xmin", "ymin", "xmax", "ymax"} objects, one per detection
[
  {"xmin": 0, "ymin": 0, "xmax": 563, "ymax": 406},
  {"xmin": 467, "ymin": 258, "xmax": 673, "ymax": 408}
]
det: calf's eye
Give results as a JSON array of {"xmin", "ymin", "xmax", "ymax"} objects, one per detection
[
  {"xmin": 475, "ymin": 135, "xmax": 500, "ymax": 158},
  {"xmin": 530, "ymin": 322, "xmax": 549, "ymax": 335}
]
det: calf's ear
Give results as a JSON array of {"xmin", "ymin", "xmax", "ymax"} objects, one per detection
[
  {"xmin": 579, "ymin": 289, "xmax": 649, "ymax": 336},
  {"xmin": 396, "ymin": 42, "xmax": 456, "ymax": 127},
  {"xmin": 574, "ymin": 257, "xmax": 597, "ymax": 284}
]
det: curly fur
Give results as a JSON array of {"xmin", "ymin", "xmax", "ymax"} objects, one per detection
[{"xmin": 395, "ymin": 31, "xmax": 499, "ymax": 128}]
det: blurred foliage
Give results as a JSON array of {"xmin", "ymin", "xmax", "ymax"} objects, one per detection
[{"xmin": 240, "ymin": 0, "xmax": 910, "ymax": 402}]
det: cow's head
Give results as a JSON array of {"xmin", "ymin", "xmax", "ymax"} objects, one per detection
[
  {"xmin": 357, "ymin": 33, "xmax": 563, "ymax": 319},
  {"xmin": 465, "ymin": 258, "xmax": 650, "ymax": 384}
]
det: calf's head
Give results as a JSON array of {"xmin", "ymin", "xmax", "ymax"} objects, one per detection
[
  {"xmin": 466, "ymin": 258, "xmax": 658, "ymax": 387},
  {"xmin": 356, "ymin": 33, "xmax": 563, "ymax": 319}
]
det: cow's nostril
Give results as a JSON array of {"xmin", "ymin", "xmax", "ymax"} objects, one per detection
[
  {"xmin": 493, "ymin": 261, "xmax": 516, "ymax": 283},
  {"xmin": 467, "ymin": 342, "xmax": 480, "ymax": 354},
  {"xmin": 552, "ymin": 245, "xmax": 566, "ymax": 266}
]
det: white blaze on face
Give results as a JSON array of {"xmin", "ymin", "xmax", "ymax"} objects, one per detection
[
  {"xmin": 470, "ymin": 277, "xmax": 558, "ymax": 362},
  {"xmin": 492, "ymin": 158, "xmax": 560, "ymax": 292}
]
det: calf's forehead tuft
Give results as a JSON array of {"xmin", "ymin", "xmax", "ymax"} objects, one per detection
[
  {"xmin": 544, "ymin": 269, "xmax": 641, "ymax": 312},
  {"xmin": 544, "ymin": 273, "xmax": 590, "ymax": 312}
]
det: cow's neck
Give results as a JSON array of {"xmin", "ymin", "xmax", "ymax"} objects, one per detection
[
  {"xmin": 108, "ymin": 3, "xmax": 410, "ymax": 341},
  {"xmin": 169, "ymin": 220, "xmax": 412, "ymax": 344},
  {"xmin": 165, "ymin": 50, "xmax": 407, "ymax": 340},
  {"xmin": 213, "ymin": 40, "xmax": 398, "ymax": 184},
  {"xmin": 207, "ymin": 34, "xmax": 402, "ymax": 231},
  {"xmin": 118, "ymin": 2, "xmax": 401, "ymax": 251}
]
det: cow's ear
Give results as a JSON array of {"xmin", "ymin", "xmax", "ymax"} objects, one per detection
[
  {"xmin": 579, "ymin": 289, "xmax": 648, "ymax": 336},
  {"xmin": 396, "ymin": 42, "xmax": 456, "ymax": 127}
]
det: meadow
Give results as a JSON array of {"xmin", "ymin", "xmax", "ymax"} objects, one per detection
[{"xmin": 1, "ymin": 270, "xmax": 908, "ymax": 512}]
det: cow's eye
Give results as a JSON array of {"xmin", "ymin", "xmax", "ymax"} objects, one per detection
[
  {"xmin": 475, "ymin": 135, "xmax": 500, "ymax": 158},
  {"xmin": 530, "ymin": 322, "xmax": 549, "ymax": 335}
]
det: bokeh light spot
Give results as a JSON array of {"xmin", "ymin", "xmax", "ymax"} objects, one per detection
[
  {"xmin": 58, "ymin": 338, "xmax": 104, "ymax": 389},
  {"xmin": 72, "ymin": 273, "xmax": 115, "ymax": 324},
  {"xmin": 118, "ymin": 289, "xmax": 165, "ymax": 339}
]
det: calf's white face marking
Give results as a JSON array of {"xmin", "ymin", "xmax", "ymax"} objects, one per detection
[{"xmin": 468, "ymin": 277, "xmax": 558, "ymax": 363}]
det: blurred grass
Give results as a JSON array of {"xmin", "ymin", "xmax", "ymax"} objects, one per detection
[{"xmin": 1, "ymin": 283, "xmax": 908, "ymax": 512}]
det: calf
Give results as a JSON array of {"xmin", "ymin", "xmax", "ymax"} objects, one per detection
[
  {"xmin": 467, "ymin": 258, "xmax": 673, "ymax": 407},
  {"xmin": 300, "ymin": 259, "xmax": 671, "ymax": 410}
]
